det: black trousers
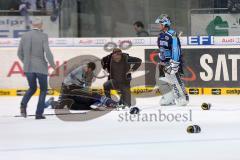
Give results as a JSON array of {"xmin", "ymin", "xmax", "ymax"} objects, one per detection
[
  {"xmin": 103, "ymin": 79, "xmax": 131, "ymax": 106},
  {"xmin": 55, "ymin": 84, "xmax": 101, "ymax": 110}
]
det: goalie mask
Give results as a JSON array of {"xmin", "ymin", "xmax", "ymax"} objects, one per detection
[{"xmin": 155, "ymin": 14, "xmax": 171, "ymax": 27}]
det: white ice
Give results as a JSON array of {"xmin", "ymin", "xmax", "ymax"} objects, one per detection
[{"xmin": 0, "ymin": 95, "xmax": 240, "ymax": 160}]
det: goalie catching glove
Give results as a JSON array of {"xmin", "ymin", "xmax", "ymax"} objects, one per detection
[{"xmin": 164, "ymin": 60, "xmax": 180, "ymax": 74}]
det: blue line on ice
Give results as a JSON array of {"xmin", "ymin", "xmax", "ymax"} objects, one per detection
[{"xmin": 1, "ymin": 137, "xmax": 240, "ymax": 152}]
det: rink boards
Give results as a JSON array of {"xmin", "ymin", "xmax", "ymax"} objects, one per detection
[
  {"xmin": 0, "ymin": 36, "xmax": 240, "ymax": 96},
  {"xmin": 0, "ymin": 87, "xmax": 240, "ymax": 96}
]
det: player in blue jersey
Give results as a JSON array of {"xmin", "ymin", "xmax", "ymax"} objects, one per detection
[{"xmin": 155, "ymin": 14, "xmax": 189, "ymax": 106}]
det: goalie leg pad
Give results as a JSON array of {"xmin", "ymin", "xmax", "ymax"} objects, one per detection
[
  {"xmin": 165, "ymin": 73, "xmax": 189, "ymax": 106},
  {"xmin": 160, "ymin": 90, "xmax": 175, "ymax": 106},
  {"xmin": 158, "ymin": 77, "xmax": 175, "ymax": 106}
]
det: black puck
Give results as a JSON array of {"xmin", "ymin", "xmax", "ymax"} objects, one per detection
[
  {"xmin": 201, "ymin": 103, "xmax": 211, "ymax": 110},
  {"xmin": 129, "ymin": 107, "xmax": 140, "ymax": 114},
  {"xmin": 187, "ymin": 125, "xmax": 201, "ymax": 133}
]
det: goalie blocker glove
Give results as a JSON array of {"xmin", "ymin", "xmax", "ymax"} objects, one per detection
[{"xmin": 164, "ymin": 60, "xmax": 180, "ymax": 75}]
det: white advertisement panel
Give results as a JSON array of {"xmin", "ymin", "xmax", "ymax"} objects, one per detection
[
  {"xmin": 0, "ymin": 38, "xmax": 20, "ymax": 47},
  {"xmin": 49, "ymin": 38, "xmax": 74, "ymax": 47},
  {"xmin": 0, "ymin": 16, "xmax": 59, "ymax": 38},
  {"xmin": 0, "ymin": 37, "xmax": 190, "ymax": 48},
  {"xmin": 112, "ymin": 37, "xmax": 151, "ymax": 46},
  {"xmin": 0, "ymin": 46, "xmax": 146, "ymax": 89},
  {"xmin": 73, "ymin": 38, "xmax": 111, "ymax": 47},
  {"xmin": 214, "ymin": 36, "xmax": 240, "ymax": 45},
  {"xmin": 150, "ymin": 37, "xmax": 158, "ymax": 46}
]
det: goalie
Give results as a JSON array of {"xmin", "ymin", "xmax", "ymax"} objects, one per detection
[
  {"xmin": 155, "ymin": 14, "xmax": 189, "ymax": 106},
  {"xmin": 45, "ymin": 62, "xmax": 119, "ymax": 110}
]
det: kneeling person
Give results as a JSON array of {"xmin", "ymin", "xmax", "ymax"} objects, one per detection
[{"xmin": 46, "ymin": 62, "xmax": 118, "ymax": 110}]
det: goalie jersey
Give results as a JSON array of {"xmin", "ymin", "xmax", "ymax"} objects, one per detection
[{"xmin": 157, "ymin": 29, "xmax": 181, "ymax": 63}]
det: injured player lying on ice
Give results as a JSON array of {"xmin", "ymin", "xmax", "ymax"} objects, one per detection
[{"xmin": 45, "ymin": 62, "xmax": 119, "ymax": 111}]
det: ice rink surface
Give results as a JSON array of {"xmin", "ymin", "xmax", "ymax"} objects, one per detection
[{"xmin": 0, "ymin": 95, "xmax": 240, "ymax": 160}]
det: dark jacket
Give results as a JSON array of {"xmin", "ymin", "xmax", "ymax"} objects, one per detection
[{"xmin": 101, "ymin": 53, "xmax": 142, "ymax": 81}]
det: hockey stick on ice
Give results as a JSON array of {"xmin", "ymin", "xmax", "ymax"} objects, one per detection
[{"xmin": 14, "ymin": 112, "xmax": 87, "ymax": 117}]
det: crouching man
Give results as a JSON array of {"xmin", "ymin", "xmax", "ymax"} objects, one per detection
[
  {"xmin": 45, "ymin": 62, "xmax": 119, "ymax": 110},
  {"xmin": 101, "ymin": 48, "xmax": 142, "ymax": 107}
]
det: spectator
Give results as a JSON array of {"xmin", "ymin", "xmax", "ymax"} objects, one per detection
[
  {"xmin": 19, "ymin": 0, "xmax": 37, "ymax": 11},
  {"xmin": 36, "ymin": 0, "xmax": 60, "ymax": 21},
  {"xmin": 19, "ymin": 0, "xmax": 31, "ymax": 29},
  {"xmin": 228, "ymin": 0, "xmax": 240, "ymax": 13},
  {"xmin": 49, "ymin": 0, "xmax": 60, "ymax": 22},
  {"xmin": 27, "ymin": 0, "xmax": 37, "ymax": 10},
  {"xmin": 37, "ymin": 0, "xmax": 58, "ymax": 11},
  {"xmin": 133, "ymin": 21, "xmax": 149, "ymax": 37},
  {"xmin": 36, "ymin": 0, "xmax": 44, "ymax": 9}
]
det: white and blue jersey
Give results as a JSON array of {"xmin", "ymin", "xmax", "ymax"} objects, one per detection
[{"xmin": 157, "ymin": 29, "xmax": 181, "ymax": 63}]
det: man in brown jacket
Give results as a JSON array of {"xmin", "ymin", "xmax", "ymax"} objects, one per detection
[{"xmin": 101, "ymin": 48, "xmax": 142, "ymax": 107}]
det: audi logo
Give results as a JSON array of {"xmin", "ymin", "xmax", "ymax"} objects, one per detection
[
  {"xmin": 103, "ymin": 42, "xmax": 118, "ymax": 52},
  {"xmin": 103, "ymin": 41, "xmax": 133, "ymax": 52}
]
